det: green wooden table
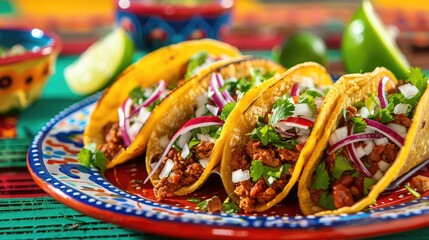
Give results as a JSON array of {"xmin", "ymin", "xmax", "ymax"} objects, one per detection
[{"xmin": 2, "ymin": 51, "xmax": 428, "ymax": 240}]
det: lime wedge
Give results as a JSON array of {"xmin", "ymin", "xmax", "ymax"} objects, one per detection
[
  {"xmin": 65, "ymin": 27, "xmax": 134, "ymax": 95},
  {"xmin": 342, "ymin": 0, "xmax": 410, "ymax": 79}
]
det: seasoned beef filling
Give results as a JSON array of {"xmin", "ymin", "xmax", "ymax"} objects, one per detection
[
  {"xmin": 232, "ymin": 140, "xmax": 300, "ymax": 213},
  {"xmin": 154, "ymin": 141, "xmax": 214, "ymax": 201},
  {"xmin": 100, "ymin": 122, "xmax": 124, "ymax": 161}
]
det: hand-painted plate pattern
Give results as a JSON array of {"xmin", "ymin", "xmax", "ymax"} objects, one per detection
[{"xmin": 27, "ymin": 94, "xmax": 429, "ymax": 239}]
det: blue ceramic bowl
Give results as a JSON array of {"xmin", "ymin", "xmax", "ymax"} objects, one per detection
[
  {"xmin": 0, "ymin": 27, "xmax": 61, "ymax": 114},
  {"xmin": 116, "ymin": 0, "xmax": 234, "ymax": 51}
]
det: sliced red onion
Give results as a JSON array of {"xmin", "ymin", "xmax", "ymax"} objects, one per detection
[
  {"xmin": 378, "ymin": 76, "xmax": 390, "ymax": 109},
  {"xmin": 142, "ymin": 80, "xmax": 167, "ymax": 107},
  {"xmin": 393, "ymin": 103, "xmax": 409, "ymax": 115},
  {"xmin": 278, "ymin": 117, "xmax": 314, "ymax": 130},
  {"xmin": 327, "ymin": 132, "xmax": 383, "ymax": 155},
  {"xmin": 159, "ymin": 159, "xmax": 174, "ymax": 179},
  {"xmin": 399, "ymin": 83, "xmax": 419, "ymax": 99},
  {"xmin": 291, "ymin": 83, "xmax": 300, "ymax": 97},
  {"xmin": 144, "ymin": 116, "xmax": 224, "ymax": 183},
  {"xmin": 346, "ymin": 141, "xmax": 373, "ymax": 177},
  {"xmin": 209, "ymin": 73, "xmax": 228, "ymax": 109},
  {"xmin": 232, "ymin": 169, "xmax": 250, "ymax": 183},
  {"xmin": 364, "ymin": 118, "xmax": 405, "ymax": 147},
  {"xmin": 215, "ymin": 73, "xmax": 235, "ymax": 103},
  {"xmin": 118, "ymin": 98, "xmax": 133, "ymax": 147}
]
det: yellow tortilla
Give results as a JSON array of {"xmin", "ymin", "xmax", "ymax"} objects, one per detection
[
  {"xmin": 83, "ymin": 39, "xmax": 241, "ymax": 169},
  {"xmin": 220, "ymin": 62, "xmax": 334, "ymax": 212},
  {"xmin": 145, "ymin": 56, "xmax": 286, "ymax": 196},
  {"xmin": 298, "ymin": 67, "xmax": 429, "ymax": 216}
]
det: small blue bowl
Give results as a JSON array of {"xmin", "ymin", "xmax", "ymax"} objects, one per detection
[
  {"xmin": 116, "ymin": 0, "xmax": 234, "ymax": 51},
  {"xmin": 0, "ymin": 27, "xmax": 61, "ymax": 114}
]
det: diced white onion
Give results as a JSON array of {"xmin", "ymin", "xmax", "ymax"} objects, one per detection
[
  {"xmin": 196, "ymin": 94, "xmax": 208, "ymax": 108},
  {"xmin": 378, "ymin": 160, "xmax": 391, "ymax": 172},
  {"xmin": 387, "ymin": 123, "xmax": 407, "ymax": 138},
  {"xmin": 159, "ymin": 159, "xmax": 174, "ymax": 179},
  {"xmin": 128, "ymin": 108, "xmax": 150, "ymax": 140},
  {"xmin": 181, "ymin": 144, "xmax": 190, "ymax": 159},
  {"xmin": 199, "ymin": 158, "xmax": 210, "ymax": 168},
  {"xmin": 197, "ymin": 133, "xmax": 216, "ymax": 143},
  {"xmin": 296, "ymin": 134, "xmax": 309, "ymax": 144},
  {"xmin": 232, "ymin": 169, "xmax": 250, "ymax": 183},
  {"xmin": 329, "ymin": 126, "xmax": 348, "ymax": 145},
  {"xmin": 363, "ymin": 141, "xmax": 374, "ymax": 155},
  {"xmin": 293, "ymin": 103, "xmax": 313, "ymax": 117},
  {"xmin": 373, "ymin": 170, "xmax": 383, "ymax": 181},
  {"xmin": 374, "ymin": 137, "xmax": 389, "ymax": 146},
  {"xmin": 398, "ymin": 83, "xmax": 419, "ymax": 99},
  {"xmin": 393, "ymin": 103, "xmax": 410, "ymax": 115},
  {"xmin": 275, "ymin": 121, "xmax": 294, "ymax": 132},
  {"xmin": 206, "ymin": 104, "xmax": 219, "ymax": 116},
  {"xmin": 355, "ymin": 146, "xmax": 366, "ymax": 159},
  {"xmin": 315, "ymin": 97, "xmax": 324, "ymax": 109},
  {"xmin": 364, "ymin": 126, "xmax": 375, "ymax": 133},
  {"xmin": 177, "ymin": 131, "xmax": 192, "ymax": 149},
  {"xmin": 360, "ymin": 107, "xmax": 370, "ymax": 118},
  {"xmin": 159, "ymin": 135, "xmax": 170, "ymax": 149},
  {"xmin": 195, "ymin": 106, "xmax": 208, "ymax": 117},
  {"xmin": 267, "ymin": 176, "xmax": 276, "ymax": 185},
  {"xmin": 300, "ymin": 76, "xmax": 315, "ymax": 89}
]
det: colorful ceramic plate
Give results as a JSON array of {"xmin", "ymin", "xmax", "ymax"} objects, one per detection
[{"xmin": 28, "ymin": 93, "xmax": 429, "ymax": 239}]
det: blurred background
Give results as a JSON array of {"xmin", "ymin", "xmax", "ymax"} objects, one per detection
[{"xmin": 0, "ymin": 0, "xmax": 428, "ymax": 71}]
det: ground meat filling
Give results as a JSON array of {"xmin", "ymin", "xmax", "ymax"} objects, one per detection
[
  {"xmin": 312, "ymin": 110, "xmax": 410, "ymax": 210},
  {"xmin": 153, "ymin": 140, "xmax": 214, "ymax": 201},
  {"xmin": 232, "ymin": 140, "xmax": 300, "ymax": 213},
  {"xmin": 99, "ymin": 122, "xmax": 124, "ymax": 161}
]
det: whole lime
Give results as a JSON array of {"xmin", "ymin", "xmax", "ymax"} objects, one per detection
[{"xmin": 276, "ymin": 31, "xmax": 328, "ymax": 68}]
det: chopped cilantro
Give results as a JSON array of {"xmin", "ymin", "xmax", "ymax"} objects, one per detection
[
  {"xmin": 188, "ymin": 137, "xmax": 200, "ymax": 148},
  {"xmin": 354, "ymin": 101, "xmax": 365, "ymax": 109},
  {"xmin": 187, "ymin": 197, "xmax": 201, "ymax": 203},
  {"xmin": 220, "ymin": 102, "xmax": 236, "ymax": 121},
  {"xmin": 77, "ymin": 143, "xmax": 107, "ymax": 173},
  {"xmin": 318, "ymin": 191, "xmax": 335, "ymax": 210},
  {"xmin": 197, "ymin": 199, "xmax": 208, "ymax": 210},
  {"xmin": 146, "ymin": 98, "xmax": 161, "ymax": 112},
  {"xmin": 250, "ymin": 160, "xmax": 291, "ymax": 185},
  {"xmin": 351, "ymin": 116, "xmax": 367, "ymax": 133},
  {"xmin": 268, "ymin": 95, "xmax": 295, "ymax": 126},
  {"xmin": 128, "ymin": 86, "xmax": 146, "ymax": 104},
  {"xmin": 222, "ymin": 196, "xmax": 240, "ymax": 214},
  {"xmin": 312, "ymin": 162, "xmax": 330, "ymax": 190},
  {"xmin": 299, "ymin": 93, "xmax": 317, "ymax": 115},
  {"xmin": 405, "ymin": 183, "xmax": 421, "ymax": 198},
  {"xmin": 363, "ymin": 177, "xmax": 377, "ymax": 195},
  {"xmin": 185, "ymin": 51, "xmax": 208, "ymax": 80},
  {"xmin": 251, "ymin": 123, "xmax": 296, "ymax": 149},
  {"xmin": 332, "ymin": 155, "xmax": 355, "ymax": 180}
]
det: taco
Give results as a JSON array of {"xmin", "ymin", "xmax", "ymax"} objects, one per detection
[
  {"xmin": 298, "ymin": 67, "xmax": 429, "ymax": 215},
  {"xmin": 83, "ymin": 39, "xmax": 241, "ymax": 169},
  {"xmin": 220, "ymin": 62, "xmax": 334, "ymax": 213},
  {"xmin": 144, "ymin": 56, "xmax": 286, "ymax": 201}
]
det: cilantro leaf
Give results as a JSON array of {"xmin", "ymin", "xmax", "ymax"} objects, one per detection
[
  {"xmin": 129, "ymin": 86, "xmax": 146, "ymax": 104},
  {"xmin": 222, "ymin": 197, "xmax": 240, "ymax": 213},
  {"xmin": 408, "ymin": 67, "xmax": 427, "ymax": 96},
  {"xmin": 312, "ymin": 162, "xmax": 330, "ymax": 190},
  {"xmin": 318, "ymin": 191, "xmax": 336, "ymax": 210},
  {"xmin": 147, "ymin": 98, "xmax": 161, "ymax": 112},
  {"xmin": 187, "ymin": 197, "xmax": 201, "ymax": 203},
  {"xmin": 251, "ymin": 124, "xmax": 296, "ymax": 149},
  {"xmin": 332, "ymin": 155, "xmax": 355, "ymax": 180},
  {"xmin": 268, "ymin": 95, "xmax": 295, "ymax": 126},
  {"xmin": 250, "ymin": 161, "xmax": 264, "ymax": 182},
  {"xmin": 363, "ymin": 177, "xmax": 377, "ymax": 195},
  {"xmin": 220, "ymin": 102, "xmax": 236, "ymax": 121},
  {"xmin": 197, "ymin": 199, "xmax": 208, "ymax": 210},
  {"xmin": 351, "ymin": 116, "xmax": 367, "ymax": 133},
  {"xmin": 185, "ymin": 51, "xmax": 208, "ymax": 80},
  {"xmin": 77, "ymin": 143, "xmax": 107, "ymax": 173},
  {"xmin": 299, "ymin": 93, "xmax": 317, "ymax": 115},
  {"xmin": 188, "ymin": 137, "xmax": 200, "ymax": 148}
]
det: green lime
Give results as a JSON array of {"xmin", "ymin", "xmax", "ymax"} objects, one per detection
[
  {"xmin": 342, "ymin": 0, "xmax": 410, "ymax": 79},
  {"xmin": 65, "ymin": 27, "xmax": 134, "ymax": 95},
  {"xmin": 276, "ymin": 31, "xmax": 328, "ymax": 68}
]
